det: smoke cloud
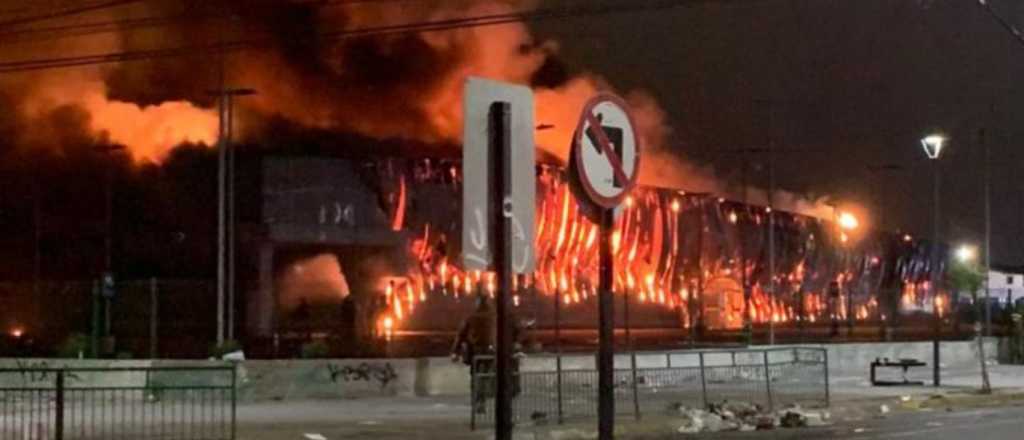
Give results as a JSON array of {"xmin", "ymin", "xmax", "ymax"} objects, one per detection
[{"xmin": 0, "ymin": 0, "xmax": 833, "ymax": 217}]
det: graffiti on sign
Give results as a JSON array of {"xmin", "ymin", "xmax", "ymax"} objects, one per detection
[{"xmin": 326, "ymin": 362, "xmax": 398, "ymax": 389}]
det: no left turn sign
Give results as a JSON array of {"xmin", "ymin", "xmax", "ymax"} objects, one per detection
[{"xmin": 573, "ymin": 94, "xmax": 640, "ymax": 209}]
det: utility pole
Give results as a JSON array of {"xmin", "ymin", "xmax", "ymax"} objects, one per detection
[
  {"xmin": 983, "ymin": 128, "xmax": 992, "ymax": 337},
  {"xmin": 763, "ymin": 100, "xmax": 777, "ymax": 346},
  {"xmin": 212, "ymin": 87, "xmax": 255, "ymax": 345}
]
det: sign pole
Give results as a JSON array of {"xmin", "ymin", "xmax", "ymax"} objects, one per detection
[
  {"xmin": 490, "ymin": 102, "xmax": 515, "ymax": 440},
  {"xmin": 598, "ymin": 207, "xmax": 615, "ymax": 440}
]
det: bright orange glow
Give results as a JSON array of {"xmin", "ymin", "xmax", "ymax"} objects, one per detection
[
  {"xmin": 838, "ymin": 212, "xmax": 859, "ymax": 230},
  {"xmin": 10, "ymin": 328, "xmax": 23, "ymax": 339},
  {"xmin": 671, "ymin": 199, "xmax": 681, "ymax": 213}
]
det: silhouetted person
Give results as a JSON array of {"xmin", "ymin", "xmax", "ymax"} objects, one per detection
[{"xmin": 452, "ymin": 295, "xmax": 496, "ymax": 413}]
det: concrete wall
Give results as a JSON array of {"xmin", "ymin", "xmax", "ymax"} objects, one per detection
[{"xmin": 0, "ymin": 339, "xmax": 1001, "ymax": 402}]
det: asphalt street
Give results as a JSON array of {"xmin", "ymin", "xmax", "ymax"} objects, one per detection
[{"xmin": 693, "ymin": 406, "xmax": 1024, "ymax": 440}]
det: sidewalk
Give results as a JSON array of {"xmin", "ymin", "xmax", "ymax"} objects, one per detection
[{"xmin": 235, "ymin": 364, "xmax": 1024, "ymax": 440}]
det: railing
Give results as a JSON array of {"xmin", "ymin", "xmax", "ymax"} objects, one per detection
[
  {"xmin": 0, "ymin": 366, "xmax": 236, "ymax": 440},
  {"xmin": 470, "ymin": 347, "xmax": 829, "ymax": 429}
]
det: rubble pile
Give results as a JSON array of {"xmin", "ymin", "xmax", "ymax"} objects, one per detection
[{"xmin": 672, "ymin": 401, "xmax": 830, "ymax": 434}]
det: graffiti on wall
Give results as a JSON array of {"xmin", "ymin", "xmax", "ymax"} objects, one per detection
[{"xmin": 326, "ymin": 362, "xmax": 398, "ymax": 389}]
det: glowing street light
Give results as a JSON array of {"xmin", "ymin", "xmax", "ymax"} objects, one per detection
[
  {"xmin": 921, "ymin": 132, "xmax": 947, "ymax": 388},
  {"xmin": 921, "ymin": 134, "xmax": 947, "ymax": 160},
  {"xmin": 956, "ymin": 245, "xmax": 977, "ymax": 263},
  {"xmin": 838, "ymin": 212, "xmax": 859, "ymax": 231}
]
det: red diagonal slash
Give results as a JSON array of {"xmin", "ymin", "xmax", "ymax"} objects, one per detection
[{"xmin": 584, "ymin": 112, "xmax": 630, "ymax": 186}]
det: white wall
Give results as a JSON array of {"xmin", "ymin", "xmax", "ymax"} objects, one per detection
[{"xmin": 987, "ymin": 270, "xmax": 1024, "ymax": 304}]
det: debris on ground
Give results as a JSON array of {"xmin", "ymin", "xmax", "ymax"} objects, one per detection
[{"xmin": 672, "ymin": 401, "xmax": 830, "ymax": 434}]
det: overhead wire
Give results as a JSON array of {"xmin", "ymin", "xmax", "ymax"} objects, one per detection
[
  {"xmin": 0, "ymin": 0, "xmax": 145, "ymax": 28},
  {"xmin": 0, "ymin": 0, "xmax": 740, "ymax": 74}
]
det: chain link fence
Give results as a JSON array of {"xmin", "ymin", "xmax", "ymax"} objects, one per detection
[{"xmin": 470, "ymin": 347, "xmax": 828, "ymax": 429}]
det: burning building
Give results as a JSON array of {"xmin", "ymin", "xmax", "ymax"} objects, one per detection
[
  {"xmin": 239, "ymin": 152, "xmax": 949, "ymax": 353},
  {"xmin": 0, "ymin": 1, "xmax": 954, "ymax": 356}
]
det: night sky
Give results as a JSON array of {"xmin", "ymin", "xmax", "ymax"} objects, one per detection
[{"xmin": 534, "ymin": 0, "xmax": 1024, "ymax": 264}]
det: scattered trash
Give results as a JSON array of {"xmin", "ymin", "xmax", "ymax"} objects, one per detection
[
  {"xmin": 900, "ymin": 396, "xmax": 912, "ymax": 402},
  {"xmin": 926, "ymin": 422, "xmax": 944, "ymax": 427},
  {"xmin": 676, "ymin": 401, "xmax": 830, "ymax": 434},
  {"xmin": 854, "ymin": 428, "xmax": 866, "ymax": 433},
  {"xmin": 357, "ymin": 421, "xmax": 380, "ymax": 426},
  {"xmin": 878, "ymin": 404, "xmax": 890, "ymax": 415},
  {"xmin": 303, "ymin": 434, "xmax": 327, "ymax": 440}
]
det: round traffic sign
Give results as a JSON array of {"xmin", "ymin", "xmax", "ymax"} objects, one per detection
[{"xmin": 572, "ymin": 94, "xmax": 640, "ymax": 209}]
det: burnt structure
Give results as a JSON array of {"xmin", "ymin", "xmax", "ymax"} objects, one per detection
[{"xmin": 241, "ymin": 155, "xmax": 950, "ymax": 347}]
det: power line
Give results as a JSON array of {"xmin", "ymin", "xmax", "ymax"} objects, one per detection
[
  {"xmin": 975, "ymin": 0, "xmax": 1024, "ymax": 50},
  {"xmin": 0, "ymin": 0, "xmax": 437, "ymax": 42},
  {"xmin": 0, "ymin": 0, "xmax": 145, "ymax": 29},
  {"xmin": 0, "ymin": 0, "xmax": 739, "ymax": 73}
]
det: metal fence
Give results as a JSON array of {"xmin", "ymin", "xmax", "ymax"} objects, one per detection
[
  {"xmin": 470, "ymin": 347, "xmax": 829, "ymax": 429},
  {"xmin": 0, "ymin": 366, "xmax": 236, "ymax": 440}
]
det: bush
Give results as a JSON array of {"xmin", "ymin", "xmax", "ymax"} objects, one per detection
[
  {"xmin": 301, "ymin": 340, "xmax": 330, "ymax": 359},
  {"xmin": 56, "ymin": 333, "xmax": 89, "ymax": 358},
  {"xmin": 208, "ymin": 339, "xmax": 242, "ymax": 358}
]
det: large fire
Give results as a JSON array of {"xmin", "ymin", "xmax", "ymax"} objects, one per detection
[{"xmin": 372, "ymin": 162, "xmax": 944, "ymax": 335}]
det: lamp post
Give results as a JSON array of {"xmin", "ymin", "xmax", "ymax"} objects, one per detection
[{"xmin": 921, "ymin": 134, "xmax": 946, "ymax": 387}]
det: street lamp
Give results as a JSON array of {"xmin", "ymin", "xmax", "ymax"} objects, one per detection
[
  {"xmin": 956, "ymin": 245, "xmax": 977, "ymax": 264},
  {"xmin": 921, "ymin": 133, "xmax": 946, "ymax": 387}
]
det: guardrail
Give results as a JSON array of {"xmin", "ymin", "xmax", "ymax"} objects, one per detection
[
  {"xmin": 470, "ymin": 347, "xmax": 828, "ymax": 429},
  {"xmin": 0, "ymin": 365, "xmax": 236, "ymax": 440}
]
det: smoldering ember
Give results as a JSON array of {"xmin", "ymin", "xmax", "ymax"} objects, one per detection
[{"xmin": 1, "ymin": 2, "xmax": 1024, "ymax": 440}]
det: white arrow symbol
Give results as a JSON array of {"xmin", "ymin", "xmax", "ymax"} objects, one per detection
[{"xmin": 470, "ymin": 208, "xmax": 488, "ymax": 251}]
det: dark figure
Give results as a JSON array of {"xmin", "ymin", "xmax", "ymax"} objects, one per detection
[{"xmin": 451, "ymin": 295, "xmax": 524, "ymax": 414}]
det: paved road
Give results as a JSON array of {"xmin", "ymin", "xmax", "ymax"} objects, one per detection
[{"xmin": 694, "ymin": 406, "xmax": 1024, "ymax": 440}]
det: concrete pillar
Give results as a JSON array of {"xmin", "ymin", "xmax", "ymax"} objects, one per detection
[{"xmin": 247, "ymin": 242, "xmax": 276, "ymax": 337}]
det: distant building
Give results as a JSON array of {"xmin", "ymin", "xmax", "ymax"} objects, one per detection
[{"xmin": 988, "ymin": 265, "xmax": 1024, "ymax": 306}]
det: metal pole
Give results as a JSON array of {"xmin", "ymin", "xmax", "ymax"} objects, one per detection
[
  {"xmin": 984, "ymin": 129, "xmax": 992, "ymax": 336},
  {"xmin": 105, "ymin": 161, "xmax": 113, "ymax": 273},
  {"xmin": 767, "ymin": 103, "xmax": 776, "ymax": 346},
  {"xmin": 598, "ymin": 207, "xmax": 616, "ymax": 440},
  {"xmin": 216, "ymin": 88, "xmax": 226, "ymax": 347},
  {"xmin": 90, "ymin": 280, "xmax": 99, "ymax": 358},
  {"xmin": 695, "ymin": 198, "xmax": 706, "ymax": 343},
  {"xmin": 618, "ymin": 266, "xmax": 634, "ymax": 417},
  {"xmin": 555, "ymin": 285, "xmax": 563, "ymax": 424},
  {"xmin": 698, "ymin": 352, "xmax": 708, "ymax": 409},
  {"xmin": 763, "ymin": 350, "xmax": 773, "ymax": 410},
  {"xmin": 490, "ymin": 102, "xmax": 514, "ymax": 440},
  {"xmin": 150, "ymin": 278, "xmax": 158, "ymax": 359},
  {"xmin": 933, "ymin": 159, "xmax": 941, "ymax": 387},
  {"xmin": 55, "ymin": 370, "xmax": 64, "ymax": 440},
  {"xmin": 227, "ymin": 94, "xmax": 237, "ymax": 342},
  {"xmin": 742, "ymin": 160, "xmax": 752, "ymax": 344}
]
